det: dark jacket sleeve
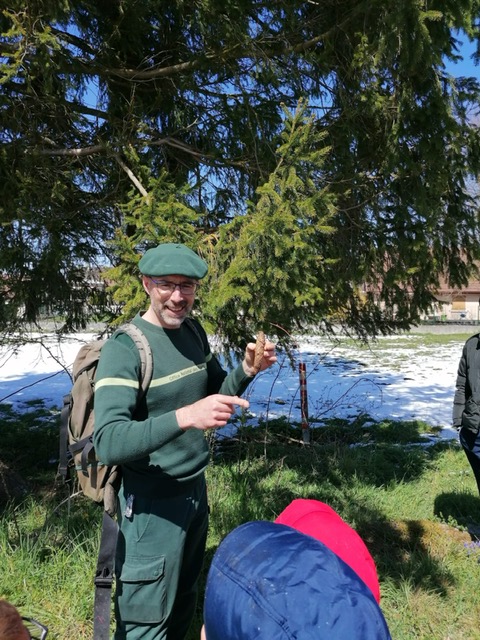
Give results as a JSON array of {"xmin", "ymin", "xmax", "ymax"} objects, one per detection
[{"xmin": 453, "ymin": 344, "xmax": 468, "ymax": 429}]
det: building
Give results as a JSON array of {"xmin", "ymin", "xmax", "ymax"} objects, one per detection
[{"xmin": 424, "ymin": 275, "xmax": 480, "ymax": 323}]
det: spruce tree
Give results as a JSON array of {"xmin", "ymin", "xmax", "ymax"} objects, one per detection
[{"xmin": 1, "ymin": 1, "xmax": 479, "ymax": 345}]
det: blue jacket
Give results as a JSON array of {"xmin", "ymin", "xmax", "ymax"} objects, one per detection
[{"xmin": 203, "ymin": 521, "xmax": 391, "ymax": 639}]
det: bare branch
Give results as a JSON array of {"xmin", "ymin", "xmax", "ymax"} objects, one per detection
[
  {"xmin": 114, "ymin": 153, "xmax": 150, "ymax": 200},
  {"xmin": 33, "ymin": 144, "xmax": 106, "ymax": 157}
]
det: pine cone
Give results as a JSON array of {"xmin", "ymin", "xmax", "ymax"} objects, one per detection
[{"xmin": 252, "ymin": 331, "xmax": 266, "ymax": 374}]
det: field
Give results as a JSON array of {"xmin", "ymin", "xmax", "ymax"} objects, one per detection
[{"xmin": 1, "ymin": 329, "xmax": 480, "ymax": 639}]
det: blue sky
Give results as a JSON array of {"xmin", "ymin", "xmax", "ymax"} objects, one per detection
[{"xmin": 443, "ymin": 33, "xmax": 478, "ymax": 78}]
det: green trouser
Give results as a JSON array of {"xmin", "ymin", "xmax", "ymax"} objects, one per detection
[{"xmin": 114, "ymin": 474, "xmax": 208, "ymax": 640}]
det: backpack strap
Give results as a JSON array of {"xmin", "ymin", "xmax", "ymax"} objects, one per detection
[
  {"xmin": 115, "ymin": 323, "xmax": 154, "ymax": 396},
  {"xmin": 93, "ymin": 510, "xmax": 119, "ymax": 640},
  {"xmin": 93, "ymin": 323, "xmax": 153, "ymax": 640},
  {"xmin": 58, "ymin": 391, "xmax": 73, "ymax": 482},
  {"xmin": 184, "ymin": 317, "xmax": 206, "ymax": 352}
]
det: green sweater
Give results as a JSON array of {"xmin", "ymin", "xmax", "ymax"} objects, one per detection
[{"xmin": 93, "ymin": 314, "xmax": 252, "ymax": 495}]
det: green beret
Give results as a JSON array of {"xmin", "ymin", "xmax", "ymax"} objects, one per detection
[{"xmin": 138, "ymin": 243, "xmax": 208, "ymax": 279}]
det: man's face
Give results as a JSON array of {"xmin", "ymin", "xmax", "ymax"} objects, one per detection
[{"xmin": 143, "ymin": 274, "xmax": 198, "ymax": 329}]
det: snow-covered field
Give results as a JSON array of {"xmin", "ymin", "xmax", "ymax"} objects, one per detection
[
  {"xmin": 243, "ymin": 332, "xmax": 465, "ymax": 441},
  {"xmin": 0, "ymin": 329, "xmax": 474, "ymax": 442}
]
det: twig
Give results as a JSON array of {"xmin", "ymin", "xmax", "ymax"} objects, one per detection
[{"xmin": 0, "ymin": 371, "xmax": 65, "ymax": 403}]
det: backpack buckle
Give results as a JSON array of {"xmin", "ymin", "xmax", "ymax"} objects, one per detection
[{"xmin": 94, "ymin": 567, "xmax": 113, "ymax": 588}]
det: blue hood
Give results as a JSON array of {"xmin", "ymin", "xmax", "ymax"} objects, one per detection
[{"xmin": 203, "ymin": 521, "xmax": 391, "ymax": 639}]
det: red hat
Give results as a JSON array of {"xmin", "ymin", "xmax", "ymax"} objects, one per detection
[{"xmin": 275, "ymin": 499, "xmax": 381, "ymax": 603}]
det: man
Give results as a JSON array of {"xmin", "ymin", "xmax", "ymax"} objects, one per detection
[
  {"xmin": 453, "ymin": 333, "xmax": 480, "ymax": 495},
  {"xmin": 93, "ymin": 242, "xmax": 276, "ymax": 640}
]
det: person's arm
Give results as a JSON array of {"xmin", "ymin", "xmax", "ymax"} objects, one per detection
[
  {"xmin": 189, "ymin": 319, "xmax": 249, "ymax": 397},
  {"xmin": 93, "ymin": 330, "xmax": 251, "ymax": 463},
  {"xmin": 176, "ymin": 331, "xmax": 277, "ymax": 431},
  {"xmin": 204, "ymin": 335, "xmax": 277, "ymax": 396},
  {"xmin": 453, "ymin": 345, "xmax": 468, "ymax": 429}
]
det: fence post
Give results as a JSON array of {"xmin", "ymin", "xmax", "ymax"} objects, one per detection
[{"xmin": 298, "ymin": 361, "xmax": 310, "ymax": 444}]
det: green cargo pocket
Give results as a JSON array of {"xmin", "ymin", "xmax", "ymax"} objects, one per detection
[{"xmin": 117, "ymin": 555, "xmax": 167, "ymax": 624}]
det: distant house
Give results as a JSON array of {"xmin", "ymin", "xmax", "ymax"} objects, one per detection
[{"xmin": 423, "ymin": 275, "xmax": 480, "ymax": 323}]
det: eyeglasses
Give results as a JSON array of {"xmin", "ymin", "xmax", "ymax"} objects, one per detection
[
  {"xmin": 149, "ymin": 278, "xmax": 199, "ymax": 295},
  {"xmin": 22, "ymin": 617, "xmax": 48, "ymax": 640}
]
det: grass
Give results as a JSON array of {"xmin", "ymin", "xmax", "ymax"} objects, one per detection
[
  {"xmin": 329, "ymin": 330, "xmax": 476, "ymax": 350},
  {"xmin": 1, "ymin": 399, "xmax": 480, "ymax": 638}
]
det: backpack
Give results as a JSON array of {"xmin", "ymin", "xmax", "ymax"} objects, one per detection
[{"xmin": 59, "ymin": 323, "xmax": 153, "ymax": 514}]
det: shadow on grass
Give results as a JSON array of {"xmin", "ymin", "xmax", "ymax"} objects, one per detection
[
  {"xmin": 434, "ymin": 491, "xmax": 480, "ymax": 537},
  {"xmin": 207, "ymin": 420, "xmax": 466, "ymax": 604},
  {"xmin": 214, "ymin": 415, "xmax": 452, "ymax": 489}
]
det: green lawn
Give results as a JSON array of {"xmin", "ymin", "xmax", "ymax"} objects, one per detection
[{"xmin": 1, "ymin": 345, "xmax": 480, "ymax": 638}]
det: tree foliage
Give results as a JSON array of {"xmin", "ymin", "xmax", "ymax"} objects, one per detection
[{"xmin": 1, "ymin": 0, "xmax": 480, "ymax": 345}]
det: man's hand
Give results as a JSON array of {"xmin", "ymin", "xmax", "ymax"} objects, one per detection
[
  {"xmin": 243, "ymin": 335, "xmax": 277, "ymax": 377},
  {"xmin": 176, "ymin": 394, "xmax": 250, "ymax": 431}
]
